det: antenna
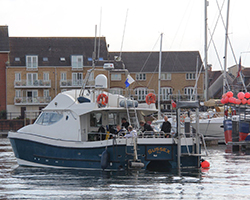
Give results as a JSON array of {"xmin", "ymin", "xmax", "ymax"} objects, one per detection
[
  {"xmin": 119, "ymin": 9, "xmax": 129, "ymax": 61},
  {"xmin": 97, "ymin": 7, "xmax": 102, "ymax": 60}
]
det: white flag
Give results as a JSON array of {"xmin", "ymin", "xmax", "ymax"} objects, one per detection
[{"xmin": 125, "ymin": 74, "xmax": 135, "ymax": 88}]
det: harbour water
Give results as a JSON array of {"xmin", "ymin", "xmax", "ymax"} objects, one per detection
[{"xmin": 1, "ymin": 137, "xmax": 250, "ymax": 199}]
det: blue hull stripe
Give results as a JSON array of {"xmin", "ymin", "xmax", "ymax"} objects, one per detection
[{"xmin": 9, "ymin": 138, "xmax": 199, "ymax": 170}]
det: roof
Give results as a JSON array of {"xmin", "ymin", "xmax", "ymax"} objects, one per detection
[
  {"xmin": 0, "ymin": 26, "xmax": 10, "ymax": 52},
  {"xmin": 9, "ymin": 37, "xmax": 108, "ymax": 66},
  {"xmin": 109, "ymin": 51, "xmax": 203, "ymax": 73},
  {"xmin": 208, "ymin": 70, "xmax": 222, "ymax": 86}
]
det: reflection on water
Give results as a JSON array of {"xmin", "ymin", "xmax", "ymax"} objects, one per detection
[{"xmin": 1, "ymin": 138, "xmax": 250, "ymax": 199}]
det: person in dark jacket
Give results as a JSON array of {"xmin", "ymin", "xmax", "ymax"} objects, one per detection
[
  {"xmin": 140, "ymin": 120, "xmax": 153, "ymax": 132},
  {"xmin": 161, "ymin": 116, "xmax": 172, "ymax": 137},
  {"xmin": 121, "ymin": 118, "xmax": 129, "ymax": 130}
]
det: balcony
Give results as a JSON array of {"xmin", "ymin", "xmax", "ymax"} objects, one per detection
[
  {"xmin": 14, "ymin": 80, "xmax": 51, "ymax": 88},
  {"xmin": 14, "ymin": 97, "xmax": 51, "ymax": 105},
  {"xmin": 60, "ymin": 79, "xmax": 83, "ymax": 88}
]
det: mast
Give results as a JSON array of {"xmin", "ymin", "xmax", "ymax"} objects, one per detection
[
  {"xmin": 223, "ymin": 0, "xmax": 230, "ymax": 94},
  {"xmin": 204, "ymin": 0, "xmax": 208, "ymax": 101},
  {"xmin": 158, "ymin": 33, "xmax": 163, "ymax": 119}
]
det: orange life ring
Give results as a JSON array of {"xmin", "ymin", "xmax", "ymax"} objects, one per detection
[
  {"xmin": 146, "ymin": 93, "xmax": 156, "ymax": 105},
  {"xmin": 97, "ymin": 93, "xmax": 108, "ymax": 106}
]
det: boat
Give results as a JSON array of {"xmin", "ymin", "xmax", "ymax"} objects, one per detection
[{"xmin": 8, "ymin": 67, "xmax": 204, "ymax": 171}]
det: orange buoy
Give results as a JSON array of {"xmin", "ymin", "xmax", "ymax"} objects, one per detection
[
  {"xmin": 97, "ymin": 93, "xmax": 108, "ymax": 106},
  {"xmin": 145, "ymin": 93, "xmax": 156, "ymax": 105},
  {"xmin": 200, "ymin": 159, "xmax": 210, "ymax": 168}
]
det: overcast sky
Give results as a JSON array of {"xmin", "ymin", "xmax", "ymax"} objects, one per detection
[{"xmin": 1, "ymin": 0, "xmax": 250, "ymax": 71}]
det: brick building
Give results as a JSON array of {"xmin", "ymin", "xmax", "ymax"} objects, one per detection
[
  {"xmin": 1, "ymin": 26, "xmax": 205, "ymax": 118},
  {"xmin": 109, "ymin": 51, "xmax": 204, "ymax": 110},
  {"xmin": 0, "ymin": 26, "xmax": 9, "ymax": 112},
  {"xmin": 6, "ymin": 35, "xmax": 108, "ymax": 119}
]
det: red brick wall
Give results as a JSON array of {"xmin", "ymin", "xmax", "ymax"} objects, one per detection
[{"xmin": 0, "ymin": 53, "xmax": 8, "ymax": 111}]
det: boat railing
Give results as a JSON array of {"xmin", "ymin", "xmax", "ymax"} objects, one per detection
[{"xmin": 87, "ymin": 130, "xmax": 172, "ymax": 141}]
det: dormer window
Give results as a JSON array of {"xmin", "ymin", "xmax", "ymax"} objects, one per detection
[
  {"xmin": 60, "ymin": 57, "xmax": 66, "ymax": 62},
  {"xmin": 15, "ymin": 57, "xmax": 20, "ymax": 62},
  {"xmin": 71, "ymin": 55, "xmax": 83, "ymax": 69},
  {"xmin": 26, "ymin": 55, "xmax": 38, "ymax": 69}
]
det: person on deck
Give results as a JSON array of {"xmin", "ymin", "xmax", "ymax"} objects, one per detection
[
  {"xmin": 161, "ymin": 116, "xmax": 172, "ymax": 137},
  {"xmin": 121, "ymin": 118, "xmax": 129, "ymax": 130},
  {"xmin": 139, "ymin": 120, "xmax": 153, "ymax": 132},
  {"xmin": 124, "ymin": 125, "xmax": 137, "ymax": 138}
]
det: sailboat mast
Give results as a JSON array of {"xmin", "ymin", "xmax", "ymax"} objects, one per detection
[
  {"xmin": 158, "ymin": 33, "xmax": 163, "ymax": 119},
  {"xmin": 204, "ymin": 0, "xmax": 208, "ymax": 101},
  {"xmin": 223, "ymin": 0, "xmax": 230, "ymax": 94}
]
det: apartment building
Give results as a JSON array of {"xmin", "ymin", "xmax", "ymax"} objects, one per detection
[
  {"xmin": 6, "ymin": 35, "xmax": 108, "ymax": 118},
  {"xmin": 1, "ymin": 25, "xmax": 205, "ymax": 118},
  {"xmin": 109, "ymin": 51, "xmax": 204, "ymax": 110}
]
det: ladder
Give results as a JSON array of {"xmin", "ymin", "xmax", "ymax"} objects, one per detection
[
  {"xmin": 79, "ymin": 68, "xmax": 94, "ymax": 96},
  {"xmin": 125, "ymin": 100, "xmax": 140, "ymax": 129}
]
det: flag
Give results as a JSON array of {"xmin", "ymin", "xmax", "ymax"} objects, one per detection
[
  {"xmin": 237, "ymin": 56, "xmax": 242, "ymax": 78},
  {"xmin": 171, "ymin": 100, "xmax": 176, "ymax": 108},
  {"xmin": 125, "ymin": 74, "xmax": 135, "ymax": 88}
]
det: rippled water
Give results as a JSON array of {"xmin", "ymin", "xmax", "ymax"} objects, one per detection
[{"xmin": 1, "ymin": 138, "xmax": 250, "ymax": 199}]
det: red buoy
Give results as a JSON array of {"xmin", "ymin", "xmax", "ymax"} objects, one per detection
[{"xmin": 201, "ymin": 160, "xmax": 210, "ymax": 168}]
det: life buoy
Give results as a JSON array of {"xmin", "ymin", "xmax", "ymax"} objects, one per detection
[
  {"xmin": 145, "ymin": 93, "xmax": 156, "ymax": 105},
  {"xmin": 180, "ymin": 115, "xmax": 186, "ymax": 123},
  {"xmin": 97, "ymin": 93, "xmax": 108, "ymax": 106}
]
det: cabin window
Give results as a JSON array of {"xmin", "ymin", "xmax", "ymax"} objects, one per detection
[
  {"xmin": 36, "ymin": 112, "xmax": 63, "ymax": 126},
  {"xmin": 90, "ymin": 113, "xmax": 102, "ymax": 127},
  {"xmin": 108, "ymin": 113, "xmax": 118, "ymax": 125}
]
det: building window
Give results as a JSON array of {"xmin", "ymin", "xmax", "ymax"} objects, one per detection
[
  {"xmin": 160, "ymin": 87, "xmax": 172, "ymax": 100},
  {"xmin": 184, "ymin": 87, "xmax": 194, "ymax": 96},
  {"xmin": 71, "ymin": 55, "xmax": 83, "ymax": 69},
  {"xmin": 27, "ymin": 73, "xmax": 38, "ymax": 86},
  {"xmin": 44, "ymin": 90, "xmax": 49, "ymax": 97},
  {"xmin": 186, "ymin": 73, "xmax": 196, "ymax": 80},
  {"xmin": 161, "ymin": 73, "xmax": 171, "ymax": 80},
  {"xmin": 61, "ymin": 72, "xmax": 67, "ymax": 80},
  {"xmin": 72, "ymin": 72, "xmax": 83, "ymax": 86},
  {"xmin": 111, "ymin": 73, "xmax": 121, "ymax": 81},
  {"xmin": 43, "ymin": 72, "xmax": 49, "ymax": 81},
  {"xmin": 26, "ymin": 55, "xmax": 38, "ymax": 69},
  {"xmin": 15, "ymin": 73, "xmax": 21, "ymax": 81},
  {"xmin": 110, "ymin": 88, "xmax": 123, "ymax": 95},
  {"xmin": 135, "ymin": 87, "xmax": 148, "ymax": 101},
  {"xmin": 136, "ymin": 73, "xmax": 146, "ymax": 81},
  {"xmin": 15, "ymin": 90, "xmax": 21, "ymax": 98},
  {"xmin": 43, "ymin": 57, "xmax": 48, "ymax": 62},
  {"xmin": 26, "ymin": 90, "xmax": 38, "ymax": 103}
]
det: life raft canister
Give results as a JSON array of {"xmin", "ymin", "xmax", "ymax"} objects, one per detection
[
  {"xmin": 97, "ymin": 93, "xmax": 108, "ymax": 106},
  {"xmin": 145, "ymin": 93, "xmax": 156, "ymax": 105}
]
